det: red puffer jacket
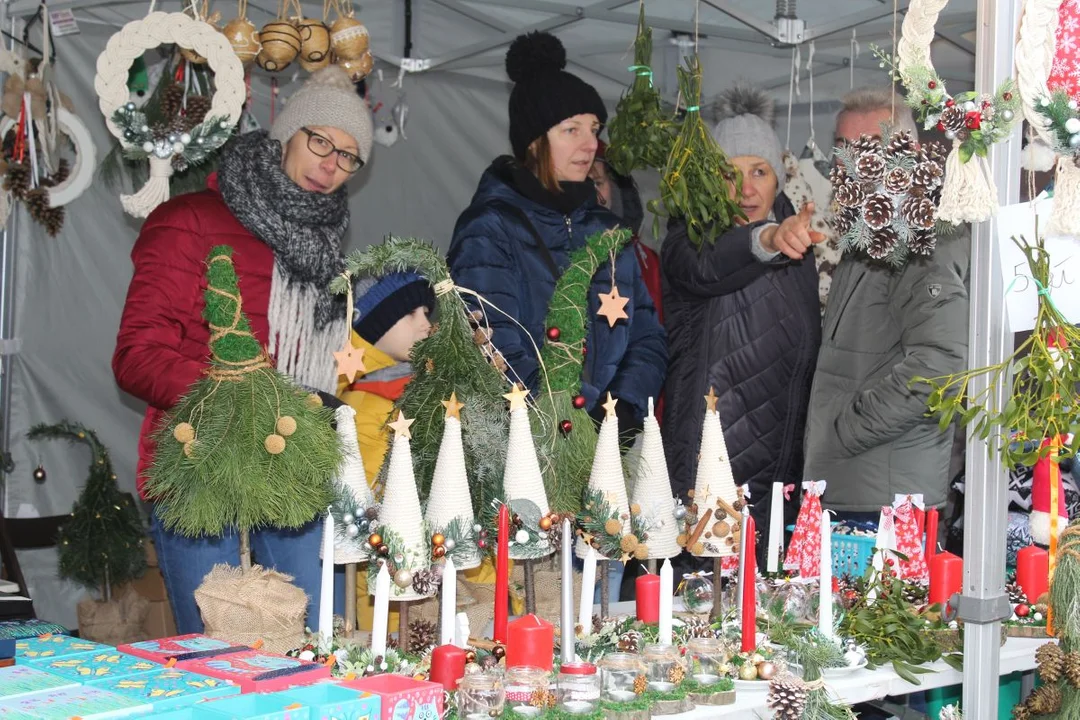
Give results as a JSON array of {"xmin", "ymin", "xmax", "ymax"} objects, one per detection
[{"xmin": 112, "ymin": 174, "xmax": 274, "ymax": 498}]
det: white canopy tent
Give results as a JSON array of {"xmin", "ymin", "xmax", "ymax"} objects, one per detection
[{"xmin": 1, "ymin": 0, "xmax": 1014, "ymax": 714}]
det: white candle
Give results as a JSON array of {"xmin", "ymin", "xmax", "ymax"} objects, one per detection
[
  {"xmin": 561, "ymin": 520, "xmax": 576, "ymax": 662},
  {"xmin": 658, "ymin": 559, "xmax": 673, "ymax": 646},
  {"xmin": 578, "ymin": 547, "xmax": 597, "ymax": 632},
  {"xmin": 819, "ymin": 509, "xmax": 833, "ymax": 637},
  {"xmin": 766, "ymin": 482, "xmax": 784, "ymax": 574},
  {"xmin": 370, "ymin": 561, "xmax": 391, "ymax": 656},
  {"xmin": 318, "ymin": 507, "xmax": 334, "ymax": 644},
  {"xmin": 440, "ymin": 556, "xmax": 457, "ymax": 646},
  {"xmin": 867, "ymin": 508, "xmax": 891, "ymax": 604},
  {"xmin": 454, "ymin": 612, "xmax": 470, "ymax": 649}
]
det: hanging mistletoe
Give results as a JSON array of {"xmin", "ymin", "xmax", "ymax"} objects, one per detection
[{"xmin": 914, "ymin": 236, "xmax": 1080, "ymax": 469}]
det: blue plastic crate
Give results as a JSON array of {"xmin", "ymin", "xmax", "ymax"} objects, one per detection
[{"xmin": 786, "ymin": 524, "xmax": 879, "ymax": 578}]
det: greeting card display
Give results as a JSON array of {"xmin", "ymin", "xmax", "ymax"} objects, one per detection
[
  {"xmin": 0, "ymin": 684, "xmax": 150, "ymax": 719},
  {"xmin": 118, "ymin": 634, "xmax": 249, "ymax": 664},
  {"xmin": 15, "ymin": 634, "xmax": 110, "ymax": 660},
  {"xmin": 27, "ymin": 652, "xmax": 158, "ymax": 683},
  {"xmin": 0, "ymin": 665, "xmax": 78, "ymax": 701},
  {"xmin": 0, "ymin": 621, "xmax": 68, "ymax": 641},
  {"xmin": 278, "ymin": 683, "xmax": 381, "ymax": 720},
  {"xmin": 197, "ymin": 692, "xmax": 312, "ymax": 720},
  {"xmin": 87, "ymin": 668, "xmax": 240, "ymax": 711},
  {"xmin": 177, "ymin": 651, "xmax": 330, "ymax": 694},
  {"xmin": 341, "ymin": 674, "xmax": 442, "ymax": 720}
]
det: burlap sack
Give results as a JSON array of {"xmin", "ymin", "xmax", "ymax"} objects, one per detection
[
  {"xmin": 76, "ymin": 587, "xmax": 150, "ymax": 645},
  {"xmin": 194, "ymin": 564, "xmax": 307, "ymax": 654}
]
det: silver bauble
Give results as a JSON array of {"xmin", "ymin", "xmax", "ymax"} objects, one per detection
[
  {"xmin": 346, "ymin": 524, "xmax": 359, "ymax": 537},
  {"xmin": 444, "ymin": 538, "xmax": 456, "ymax": 551},
  {"xmin": 394, "ymin": 569, "xmax": 413, "ymax": 588},
  {"xmin": 343, "ymin": 513, "xmax": 355, "ymax": 525}
]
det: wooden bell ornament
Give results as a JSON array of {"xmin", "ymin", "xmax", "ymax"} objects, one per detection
[
  {"xmin": 329, "ymin": 0, "xmax": 369, "ymax": 61},
  {"xmin": 181, "ymin": 0, "xmax": 221, "ymax": 64},
  {"xmin": 256, "ymin": 0, "xmax": 302, "ymax": 72},
  {"xmin": 222, "ymin": 0, "xmax": 261, "ymax": 67},
  {"xmin": 336, "ymin": 50, "xmax": 373, "ymax": 82}
]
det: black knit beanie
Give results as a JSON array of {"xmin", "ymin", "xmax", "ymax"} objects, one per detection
[
  {"xmin": 506, "ymin": 31, "xmax": 608, "ymax": 161},
  {"xmin": 353, "ymin": 272, "xmax": 435, "ymax": 345}
]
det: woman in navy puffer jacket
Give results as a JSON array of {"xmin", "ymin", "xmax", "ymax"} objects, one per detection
[{"xmin": 448, "ymin": 31, "xmax": 667, "ymax": 433}]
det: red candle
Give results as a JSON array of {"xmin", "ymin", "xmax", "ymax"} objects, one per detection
[
  {"xmin": 505, "ymin": 614, "xmax": 554, "ymax": 670},
  {"xmin": 494, "ymin": 505, "xmax": 510, "ymax": 644},
  {"xmin": 925, "ymin": 508, "xmax": 939, "ymax": 559},
  {"xmin": 429, "ymin": 644, "xmax": 466, "ymax": 691},
  {"xmin": 928, "ymin": 551, "xmax": 963, "ymax": 607},
  {"xmin": 1016, "ymin": 545, "xmax": 1050, "ymax": 605},
  {"xmin": 741, "ymin": 515, "xmax": 757, "ymax": 653},
  {"xmin": 635, "ymin": 574, "xmax": 661, "ymax": 624}
]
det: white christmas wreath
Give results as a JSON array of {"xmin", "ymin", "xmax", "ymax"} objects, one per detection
[
  {"xmin": 1017, "ymin": 0, "xmax": 1080, "ymax": 236},
  {"xmin": 94, "ymin": 12, "xmax": 245, "ymax": 218}
]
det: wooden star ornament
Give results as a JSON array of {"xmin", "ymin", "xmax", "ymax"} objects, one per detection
[
  {"xmin": 503, "ymin": 383, "xmax": 530, "ymax": 411},
  {"xmin": 602, "ymin": 392, "xmax": 618, "ymax": 419},
  {"xmin": 334, "ymin": 344, "xmax": 366, "ymax": 383},
  {"xmin": 442, "ymin": 392, "xmax": 465, "ymax": 420},
  {"xmin": 704, "ymin": 387, "xmax": 719, "ymax": 413},
  {"xmin": 597, "ymin": 285, "xmax": 629, "ymax": 328},
  {"xmin": 388, "ymin": 411, "xmax": 415, "ymax": 439}
]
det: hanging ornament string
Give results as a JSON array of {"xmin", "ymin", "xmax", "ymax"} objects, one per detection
[
  {"xmin": 785, "ymin": 45, "xmax": 799, "ymax": 151},
  {"xmin": 850, "ymin": 29, "xmax": 859, "ymax": 89},
  {"xmin": 807, "ymin": 42, "xmax": 816, "ymax": 150}
]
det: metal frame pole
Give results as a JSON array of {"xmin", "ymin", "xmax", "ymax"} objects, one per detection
[
  {"xmin": 957, "ymin": 0, "xmax": 1021, "ymax": 715},
  {"xmin": 0, "ymin": 0, "xmax": 15, "ymax": 517}
]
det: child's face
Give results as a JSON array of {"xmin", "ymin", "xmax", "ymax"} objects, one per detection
[{"xmin": 375, "ymin": 306, "xmax": 432, "ymax": 362}]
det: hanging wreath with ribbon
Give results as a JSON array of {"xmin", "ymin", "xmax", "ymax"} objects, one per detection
[
  {"xmin": 1017, "ymin": 0, "xmax": 1080, "ymax": 236},
  {"xmin": 94, "ymin": 12, "xmax": 245, "ymax": 218},
  {"xmin": 887, "ymin": 0, "xmax": 1020, "ymax": 224}
]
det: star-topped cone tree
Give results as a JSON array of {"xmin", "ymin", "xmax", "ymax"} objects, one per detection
[
  {"xmin": 424, "ymin": 393, "xmax": 482, "ymax": 570},
  {"xmin": 680, "ymin": 388, "xmax": 742, "ymax": 559},
  {"xmin": 577, "ymin": 393, "xmax": 646, "ymax": 562},
  {"xmin": 145, "ymin": 246, "xmax": 340, "ymax": 569},
  {"xmin": 630, "ymin": 398, "xmax": 683, "ymax": 560},
  {"xmin": 326, "ymin": 404, "xmax": 378, "ymax": 564},
  {"xmin": 369, "ymin": 412, "xmax": 434, "ymax": 601},
  {"xmin": 503, "ymin": 384, "xmax": 556, "ymax": 560}
]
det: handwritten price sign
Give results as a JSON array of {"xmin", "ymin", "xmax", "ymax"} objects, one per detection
[{"xmin": 996, "ymin": 197, "xmax": 1080, "ymax": 331}]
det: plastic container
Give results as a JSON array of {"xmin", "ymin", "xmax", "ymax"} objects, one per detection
[{"xmin": 556, "ymin": 661, "xmax": 600, "ymax": 715}]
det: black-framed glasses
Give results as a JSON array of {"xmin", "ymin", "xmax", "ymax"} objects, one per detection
[{"xmin": 300, "ymin": 127, "xmax": 364, "ymax": 173}]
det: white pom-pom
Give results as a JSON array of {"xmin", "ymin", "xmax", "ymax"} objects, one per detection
[{"xmin": 1020, "ymin": 137, "xmax": 1057, "ymax": 172}]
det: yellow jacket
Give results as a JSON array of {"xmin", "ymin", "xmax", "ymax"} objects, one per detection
[{"xmin": 337, "ymin": 331, "xmax": 507, "ymax": 631}]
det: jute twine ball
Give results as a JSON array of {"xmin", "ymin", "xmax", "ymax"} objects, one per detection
[
  {"xmin": 633, "ymin": 545, "xmax": 649, "ymax": 560},
  {"xmin": 336, "ymin": 51, "xmax": 373, "ymax": 81},
  {"xmin": 298, "ymin": 18, "xmax": 331, "ymax": 71},
  {"xmin": 182, "ymin": 441, "xmax": 195, "ymax": 458},
  {"xmin": 275, "ymin": 415, "xmax": 297, "ymax": 437},
  {"xmin": 265, "ymin": 433, "xmax": 287, "ymax": 455},
  {"xmin": 256, "ymin": 20, "xmax": 301, "ymax": 71},
  {"xmin": 173, "ymin": 422, "xmax": 196, "ymax": 444},
  {"xmin": 604, "ymin": 519, "xmax": 622, "ymax": 535},
  {"xmin": 691, "ymin": 541, "xmax": 706, "ymax": 555},
  {"xmin": 222, "ymin": 17, "xmax": 261, "ymax": 66},
  {"xmin": 329, "ymin": 16, "xmax": 368, "ymax": 60}
]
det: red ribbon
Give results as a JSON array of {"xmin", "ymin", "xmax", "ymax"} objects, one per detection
[{"xmin": 782, "ymin": 483, "xmax": 795, "ymax": 501}]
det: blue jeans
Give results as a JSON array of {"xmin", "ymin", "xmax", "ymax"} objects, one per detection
[{"xmin": 150, "ymin": 508, "xmax": 346, "ymax": 635}]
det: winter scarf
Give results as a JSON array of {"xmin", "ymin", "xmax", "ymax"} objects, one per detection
[{"xmin": 217, "ymin": 130, "xmax": 349, "ymax": 393}]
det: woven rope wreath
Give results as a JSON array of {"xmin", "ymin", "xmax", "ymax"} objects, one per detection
[
  {"xmin": 1017, "ymin": 0, "xmax": 1080, "ymax": 236},
  {"xmin": 890, "ymin": 0, "xmax": 1020, "ymax": 224},
  {"xmin": 94, "ymin": 12, "xmax": 245, "ymax": 218}
]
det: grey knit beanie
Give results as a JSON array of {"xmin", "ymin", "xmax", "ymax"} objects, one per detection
[
  {"xmin": 709, "ymin": 85, "xmax": 785, "ymax": 191},
  {"xmin": 270, "ymin": 65, "xmax": 374, "ymax": 164}
]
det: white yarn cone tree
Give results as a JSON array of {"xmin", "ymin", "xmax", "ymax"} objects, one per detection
[
  {"xmin": 323, "ymin": 404, "xmax": 375, "ymax": 563},
  {"xmin": 370, "ymin": 412, "xmax": 432, "ymax": 601},
  {"xmin": 502, "ymin": 384, "xmax": 554, "ymax": 560},
  {"xmin": 425, "ymin": 393, "xmax": 481, "ymax": 571},
  {"xmin": 577, "ymin": 393, "xmax": 635, "ymax": 561},
  {"xmin": 631, "ymin": 398, "xmax": 682, "ymax": 560},
  {"xmin": 684, "ymin": 389, "xmax": 741, "ymax": 558}
]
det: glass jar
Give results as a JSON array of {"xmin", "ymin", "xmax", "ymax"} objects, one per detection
[
  {"xmin": 598, "ymin": 652, "xmax": 645, "ymax": 703},
  {"xmin": 686, "ymin": 637, "xmax": 726, "ymax": 685},
  {"xmin": 556, "ymin": 661, "xmax": 600, "ymax": 715},
  {"xmin": 641, "ymin": 643, "xmax": 684, "ymax": 693},
  {"xmin": 503, "ymin": 665, "xmax": 551, "ymax": 717},
  {"xmin": 456, "ymin": 672, "xmax": 505, "ymax": 720}
]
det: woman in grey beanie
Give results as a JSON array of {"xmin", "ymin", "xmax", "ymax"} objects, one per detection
[
  {"xmin": 113, "ymin": 65, "xmax": 373, "ymax": 636},
  {"xmin": 660, "ymin": 85, "xmax": 822, "ymax": 569}
]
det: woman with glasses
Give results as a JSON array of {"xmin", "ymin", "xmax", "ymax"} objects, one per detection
[{"xmin": 112, "ymin": 66, "xmax": 372, "ymax": 634}]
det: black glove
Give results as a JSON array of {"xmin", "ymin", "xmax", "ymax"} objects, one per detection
[{"xmin": 587, "ymin": 395, "xmax": 643, "ymax": 451}]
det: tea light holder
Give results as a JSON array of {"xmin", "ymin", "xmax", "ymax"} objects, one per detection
[
  {"xmin": 598, "ymin": 652, "xmax": 646, "ymax": 703},
  {"xmin": 556, "ymin": 661, "xmax": 601, "ymax": 715},
  {"xmin": 504, "ymin": 665, "xmax": 552, "ymax": 717},
  {"xmin": 641, "ymin": 643, "xmax": 683, "ymax": 693},
  {"xmin": 456, "ymin": 672, "xmax": 505, "ymax": 720},
  {"xmin": 687, "ymin": 637, "xmax": 725, "ymax": 685}
]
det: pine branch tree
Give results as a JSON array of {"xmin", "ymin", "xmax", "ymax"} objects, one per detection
[{"xmin": 29, "ymin": 421, "xmax": 146, "ymax": 597}]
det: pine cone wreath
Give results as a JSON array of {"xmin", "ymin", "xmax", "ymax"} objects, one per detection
[
  {"xmin": 1006, "ymin": 581, "xmax": 1028, "ymax": 605},
  {"xmin": 902, "ymin": 197, "xmax": 937, "ymax": 230},
  {"xmin": 4, "ymin": 162, "xmax": 29, "ymax": 199},
  {"xmin": 834, "ymin": 180, "xmax": 865, "ymax": 209},
  {"xmin": 767, "ymin": 675, "xmax": 808, "ymax": 720},
  {"xmin": 867, "ymin": 227, "xmax": 900, "ymax": 260},
  {"xmin": 907, "ymin": 228, "xmax": 936, "ymax": 256},
  {"xmin": 1026, "ymin": 683, "xmax": 1062, "ymax": 715},
  {"xmin": 1036, "ymin": 642, "xmax": 1065, "ymax": 683},
  {"xmin": 407, "ymin": 618, "xmax": 438, "ymax": 654},
  {"xmin": 856, "ymin": 152, "xmax": 887, "ymax": 183},
  {"xmin": 939, "ymin": 105, "xmax": 967, "ymax": 133},
  {"xmin": 885, "ymin": 130, "xmax": 917, "ymax": 159},
  {"xmin": 831, "ymin": 206, "xmax": 858, "ymax": 236},
  {"xmin": 884, "ymin": 167, "xmax": 913, "ymax": 195},
  {"xmin": 1064, "ymin": 650, "xmax": 1080, "ymax": 688},
  {"xmin": 862, "ymin": 193, "xmax": 894, "ymax": 231}
]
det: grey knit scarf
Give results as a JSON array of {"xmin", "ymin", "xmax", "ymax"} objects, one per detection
[{"xmin": 217, "ymin": 130, "xmax": 347, "ymax": 329}]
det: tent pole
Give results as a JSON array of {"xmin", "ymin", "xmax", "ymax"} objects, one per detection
[
  {"xmin": 958, "ymin": 0, "xmax": 1020, "ymax": 715},
  {"xmin": 0, "ymin": 0, "xmax": 14, "ymax": 517}
]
